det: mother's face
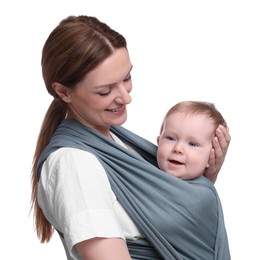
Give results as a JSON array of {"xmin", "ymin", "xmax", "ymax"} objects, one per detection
[{"xmin": 54, "ymin": 48, "xmax": 133, "ymax": 136}]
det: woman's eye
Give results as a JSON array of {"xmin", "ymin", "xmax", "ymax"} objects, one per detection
[
  {"xmin": 123, "ymin": 74, "xmax": 132, "ymax": 82},
  {"xmin": 99, "ymin": 88, "xmax": 111, "ymax": 96}
]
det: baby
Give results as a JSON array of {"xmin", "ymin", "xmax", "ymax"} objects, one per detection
[{"xmin": 157, "ymin": 101, "xmax": 227, "ymax": 180}]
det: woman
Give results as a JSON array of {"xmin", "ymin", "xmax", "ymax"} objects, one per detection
[{"xmin": 31, "ymin": 15, "xmax": 231, "ymax": 259}]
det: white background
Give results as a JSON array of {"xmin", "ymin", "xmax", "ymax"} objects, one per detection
[{"xmin": 1, "ymin": 1, "xmax": 254, "ymax": 259}]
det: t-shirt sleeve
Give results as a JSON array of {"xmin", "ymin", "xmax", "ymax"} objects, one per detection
[{"xmin": 38, "ymin": 147, "xmax": 125, "ymax": 258}]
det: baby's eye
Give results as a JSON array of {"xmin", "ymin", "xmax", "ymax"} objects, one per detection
[
  {"xmin": 166, "ymin": 136, "xmax": 175, "ymax": 141},
  {"xmin": 189, "ymin": 141, "xmax": 199, "ymax": 147}
]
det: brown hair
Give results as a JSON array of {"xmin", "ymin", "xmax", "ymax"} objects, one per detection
[
  {"xmin": 31, "ymin": 15, "xmax": 127, "ymax": 243},
  {"xmin": 159, "ymin": 101, "xmax": 227, "ymax": 134}
]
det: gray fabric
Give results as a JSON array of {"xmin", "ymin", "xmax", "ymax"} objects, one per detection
[{"xmin": 37, "ymin": 119, "xmax": 230, "ymax": 260}]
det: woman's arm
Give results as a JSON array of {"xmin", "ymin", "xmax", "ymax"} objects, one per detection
[
  {"xmin": 204, "ymin": 125, "xmax": 231, "ymax": 183},
  {"xmin": 75, "ymin": 237, "xmax": 132, "ymax": 260}
]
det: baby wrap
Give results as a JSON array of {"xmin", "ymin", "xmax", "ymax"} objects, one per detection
[{"xmin": 37, "ymin": 119, "xmax": 230, "ymax": 260}]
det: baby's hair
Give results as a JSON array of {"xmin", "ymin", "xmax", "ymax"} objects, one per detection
[{"xmin": 159, "ymin": 101, "xmax": 227, "ymax": 134}]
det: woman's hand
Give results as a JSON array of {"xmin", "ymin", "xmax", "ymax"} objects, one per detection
[{"xmin": 204, "ymin": 125, "xmax": 231, "ymax": 183}]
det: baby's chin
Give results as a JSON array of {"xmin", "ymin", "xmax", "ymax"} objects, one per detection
[{"xmin": 163, "ymin": 169, "xmax": 186, "ymax": 179}]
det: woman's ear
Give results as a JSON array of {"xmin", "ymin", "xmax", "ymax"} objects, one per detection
[
  {"xmin": 52, "ymin": 82, "xmax": 72, "ymax": 103},
  {"xmin": 157, "ymin": 136, "xmax": 160, "ymax": 145}
]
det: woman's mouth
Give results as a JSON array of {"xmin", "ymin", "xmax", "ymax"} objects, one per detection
[{"xmin": 106, "ymin": 105, "xmax": 125, "ymax": 113}]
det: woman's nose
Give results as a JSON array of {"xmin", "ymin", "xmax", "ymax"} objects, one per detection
[{"xmin": 115, "ymin": 85, "xmax": 132, "ymax": 104}]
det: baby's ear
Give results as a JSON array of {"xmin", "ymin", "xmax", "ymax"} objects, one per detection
[
  {"xmin": 157, "ymin": 136, "xmax": 160, "ymax": 145},
  {"xmin": 205, "ymin": 162, "xmax": 210, "ymax": 168}
]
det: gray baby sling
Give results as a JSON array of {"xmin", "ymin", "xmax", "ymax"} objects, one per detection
[{"xmin": 37, "ymin": 119, "xmax": 230, "ymax": 260}]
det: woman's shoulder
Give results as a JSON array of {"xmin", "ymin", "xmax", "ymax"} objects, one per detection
[
  {"xmin": 49, "ymin": 147, "xmax": 99, "ymax": 162},
  {"xmin": 41, "ymin": 147, "xmax": 108, "ymax": 185}
]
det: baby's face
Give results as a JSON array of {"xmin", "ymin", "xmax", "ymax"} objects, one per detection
[{"xmin": 157, "ymin": 112, "xmax": 214, "ymax": 180}]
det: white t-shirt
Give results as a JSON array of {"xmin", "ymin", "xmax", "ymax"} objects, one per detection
[{"xmin": 38, "ymin": 133, "xmax": 142, "ymax": 259}]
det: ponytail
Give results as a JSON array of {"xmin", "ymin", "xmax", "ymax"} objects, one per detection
[{"xmin": 30, "ymin": 98, "xmax": 66, "ymax": 242}]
